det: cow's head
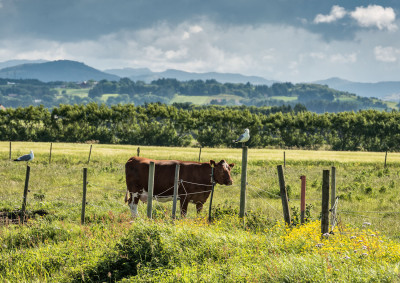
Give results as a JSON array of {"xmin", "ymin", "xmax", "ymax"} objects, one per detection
[{"xmin": 210, "ymin": 160, "xmax": 234, "ymax": 185}]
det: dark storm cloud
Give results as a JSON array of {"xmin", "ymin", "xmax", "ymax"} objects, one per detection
[{"xmin": 2, "ymin": 0, "xmax": 398, "ymax": 41}]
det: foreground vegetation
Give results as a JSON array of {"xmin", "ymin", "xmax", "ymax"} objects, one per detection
[{"xmin": 1, "ymin": 142, "xmax": 400, "ymax": 281}]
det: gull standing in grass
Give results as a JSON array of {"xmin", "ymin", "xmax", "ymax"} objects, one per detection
[
  {"xmin": 14, "ymin": 150, "xmax": 34, "ymax": 163},
  {"xmin": 233, "ymin": 128, "xmax": 250, "ymax": 146}
]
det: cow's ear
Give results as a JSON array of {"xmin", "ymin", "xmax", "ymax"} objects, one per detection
[
  {"xmin": 229, "ymin": 163, "xmax": 235, "ymax": 168},
  {"xmin": 210, "ymin": 160, "xmax": 216, "ymax": 166}
]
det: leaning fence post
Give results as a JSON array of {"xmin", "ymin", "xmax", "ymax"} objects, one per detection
[
  {"xmin": 81, "ymin": 168, "xmax": 88, "ymax": 225},
  {"xmin": 49, "ymin": 143, "xmax": 53, "ymax": 164},
  {"xmin": 277, "ymin": 165, "xmax": 291, "ymax": 225},
  {"xmin": 9, "ymin": 141, "xmax": 12, "ymax": 161},
  {"xmin": 172, "ymin": 164, "xmax": 180, "ymax": 219},
  {"xmin": 21, "ymin": 165, "xmax": 31, "ymax": 224},
  {"xmin": 330, "ymin": 166, "xmax": 336, "ymax": 231},
  {"xmin": 239, "ymin": 145, "xmax": 248, "ymax": 218},
  {"xmin": 147, "ymin": 161, "xmax": 155, "ymax": 219},
  {"xmin": 300, "ymin": 175, "xmax": 306, "ymax": 224},
  {"xmin": 137, "ymin": 147, "xmax": 140, "ymax": 157},
  {"xmin": 87, "ymin": 145, "xmax": 93, "ymax": 164},
  {"xmin": 321, "ymin": 170, "xmax": 330, "ymax": 234}
]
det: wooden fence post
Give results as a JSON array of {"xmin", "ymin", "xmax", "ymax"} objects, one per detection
[
  {"xmin": 137, "ymin": 147, "xmax": 140, "ymax": 157},
  {"xmin": 384, "ymin": 151, "xmax": 388, "ymax": 168},
  {"xmin": 198, "ymin": 147, "xmax": 202, "ymax": 162},
  {"xmin": 321, "ymin": 170, "xmax": 330, "ymax": 234},
  {"xmin": 147, "ymin": 161, "xmax": 155, "ymax": 219},
  {"xmin": 81, "ymin": 168, "xmax": 87, "ymax": 225},
  {"xmin": 49, "ymin": 143, "xmax": 53, "ymax": 164},
  {"xmin": 300, "ymin": 175, "xmax": 306, "ymax": 224},
  {"xmin": 21, "ymin": 165, "xmax": 31, "ymax": 224},
  {"xmin": 284, "ymin": 151, "xmax": 286, "ymax": 168},
  {"xmin": 9, "ymin": 141, "xmax": 11, "ymax": 161},
  {"xmin": 239, "ymin": 145, "xmax": 248, "ymax": 218},
  {"xmin": 87, "ymin": 145, "xmax": 92, "ymax": 164},
  {"xmin": 277, "ymin": 165, "xmax": 291, "ymax": 225},
  {"xmin": 330, "ymin": 166, "xmax": 336, "ymax": 231},
  {"xmin": 172, "ymin": 164, "xmax": 180, "ymax": 219}
]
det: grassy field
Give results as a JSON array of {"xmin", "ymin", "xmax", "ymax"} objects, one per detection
[{"xmin": 1, "ymin": 142, "xmax": 400, "ymax": 281}]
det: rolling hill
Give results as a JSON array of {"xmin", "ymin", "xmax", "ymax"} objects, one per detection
[
  {"xmin": 104, "ymin": 67, "xmax": 275, "ymax": 85},
  {"xmin": 314, "ymin": 77, "xmax": 400, "ymax": 101},
  {"xmin": 0, "ymin": 60, "xmax": 119, "ymax": 82}
]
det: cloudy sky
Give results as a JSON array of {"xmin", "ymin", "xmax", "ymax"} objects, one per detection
[{"xmin": 0, "ymin": 0, "xmax": 399, "ymax": 83}]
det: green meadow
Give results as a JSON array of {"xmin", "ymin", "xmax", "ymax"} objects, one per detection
[{"xmin": 1, "ymin": 142, "xmax": 400, "ymax": 282}]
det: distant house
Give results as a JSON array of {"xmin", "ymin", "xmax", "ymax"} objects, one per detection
[{"xmin": 0, "ymin": 104, "xmax": 6, "ymax": 111}]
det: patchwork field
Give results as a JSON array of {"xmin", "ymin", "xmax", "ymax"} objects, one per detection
[{"xmin": 1, "ymin": 142, "xmax": 400, "ymax": 281}]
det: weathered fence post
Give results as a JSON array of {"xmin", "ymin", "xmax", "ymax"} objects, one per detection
[
  {"xmin": 87, "ymin": 145, "xmax": 93, "ymax": 164},
  {"xmin": 21, "ymin": 165, "xmax": 31, "ymax": 224},
  {"xmin": 172, "ymin": 164, "xmax": 180, "ymax": 219},
  {"xmin": 198, "ymin": 147, "xmax": 202, "ymax": 162},
  {"xmin": 49, "ymin": 143, "xmax": 53, "ymax": 164},
  {"xmin": 384, "ymin": 151, "xmax": 388, "ymax": 168},
  {"xmin": 9, "ymin": 141, "xmax": 11, "ymax": 161},
  {"xmin": 321, "ymin": 170, "xmax": 330, "ymax": 234},
  {"xmin": 239, "ymin": 145, "xmax": 248, "ymax": 218},
  {"xmin": 284, "ymin": 151, "xmax": 286, "ymax": 168},
  {"xmin": 147, "ymin": 161, "xmax": 155, "ymax": 219},
  {"xmin": 81, "ymin": 168, "xmax": 87, "ymax": 225},
  {"xmin": 277, "ymin": 165, "xmax": 291, "ymax": 225},
  {"xmin": 137, "ymin": 147, "xmax": 140, "ymax": 157},
  {"xmin": 300, "ymin": 175, "xmax": 306, "ymax": 224},
  {"xmin": 330, "ymin": 166, "xmax": 336, "ymax": 231}
]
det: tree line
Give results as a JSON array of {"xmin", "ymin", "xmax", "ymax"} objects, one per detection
[
  {"xmin": 0, "ymin": 78, "xmax": 392, "ymax": 112},
  {"xmin": 1, "ymin": 103, "xmax": 399, "ymax": 151}
]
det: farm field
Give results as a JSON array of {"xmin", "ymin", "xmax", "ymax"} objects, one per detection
[{"xmin": 1, "ymin": 142, "xmax": 400, "ymax": 281}]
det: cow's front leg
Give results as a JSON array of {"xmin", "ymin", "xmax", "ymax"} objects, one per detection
[
  {"xmin": 180, "ymin": 197, "xmax": 189, "ymax": 217},
  {"xmin": 196, "ymin": 202, "xmax": 203, "ymax": 214},
  {"xmin": 128, "ymin": 191, "xmax": 141, "ymax": 218}
]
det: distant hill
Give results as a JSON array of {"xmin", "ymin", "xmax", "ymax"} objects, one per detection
[
  {"xmin": 314, "ymin": 77, "xmax": 400, "ymax": 101},
  {"xmin": 0, "ymin": 60, "xmax": 119, "ymax": 82},
  {"xmin": 0, "ymin": 59, "xmax": 48, "ymax": 69},
  {"xmin": 105, "ymin": 67, "xmax": 275, "ymax": 85}
]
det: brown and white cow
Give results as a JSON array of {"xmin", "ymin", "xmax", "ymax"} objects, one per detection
[{"xmin": 125, "ymin": 157, "xmax": 234, "ymax": 217}]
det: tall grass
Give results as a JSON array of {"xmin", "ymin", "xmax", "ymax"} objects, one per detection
[{"xmin": 1, "ymin": 142, "xmax": 400, "ymax": 281}]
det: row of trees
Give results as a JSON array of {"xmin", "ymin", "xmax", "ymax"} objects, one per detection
[{"xmin": 1, "ymin": 103, "xmax": 399, "ymax": 151}]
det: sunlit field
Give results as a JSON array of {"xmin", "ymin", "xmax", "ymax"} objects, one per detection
[{"xmin": 1, "ymin": 141, "xmax": 400, "ymax": 281}]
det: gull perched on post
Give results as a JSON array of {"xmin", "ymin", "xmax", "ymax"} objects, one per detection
[
  {"xmin": 14, "ymin": 150, "xmax": 34, "ymax": 163},
  {"xmin": 233, "ymin": 128, "xmax": 250, "ymax": 146}
]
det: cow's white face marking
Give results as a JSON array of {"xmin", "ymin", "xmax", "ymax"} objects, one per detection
[{"xmin": 129, "ymin": 202, "xmax": 138, "ymax": 217}]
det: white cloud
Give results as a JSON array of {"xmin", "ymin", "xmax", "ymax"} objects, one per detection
[
  {"xmin": 350, "ymin": 5, "xmax": 397, "ymax": 31},
  {"xmin": 374, "ymin": 46, "xmax": 400, "ymax": 62},
  {"xmin": 2, "ymin": 18, "xmax": 400, "ymax": 83},
  {"xmin": 314, "ymin": 5, "xmax": 347, "ymax": 23},
  {"xmin": 329, "ymin": 52, "xmax": 357, "ymax": 63}
]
